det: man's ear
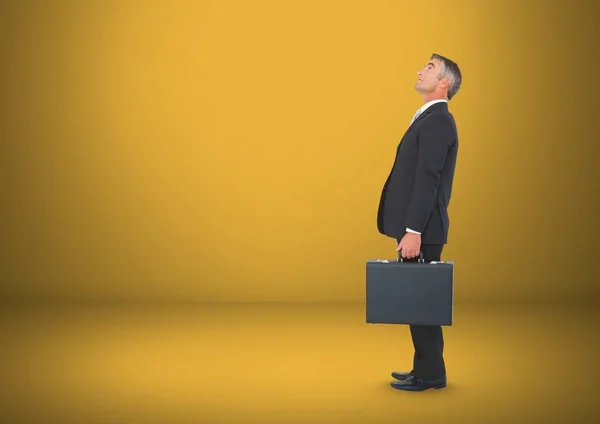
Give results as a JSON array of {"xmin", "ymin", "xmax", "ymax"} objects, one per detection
[{"xmin": 439, "ymin": 77, "xmax": 451, "ymax": 89}]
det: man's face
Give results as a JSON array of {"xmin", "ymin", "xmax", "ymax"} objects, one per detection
[{"xmin": 415, "ymin": 58, "xmax": 444, "ymax": 94}]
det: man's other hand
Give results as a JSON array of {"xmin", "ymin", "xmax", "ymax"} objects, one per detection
[{"xmin": 396, "ymin": 232, "xmax": 422, "ymax": 259}]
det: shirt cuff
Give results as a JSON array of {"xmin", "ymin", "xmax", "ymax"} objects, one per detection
[{"xmin": 406, "ymin": 228, "xmax": 422, "ymax": 235}]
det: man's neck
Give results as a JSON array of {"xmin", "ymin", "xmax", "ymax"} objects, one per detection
[{"xmin": 421, "ymin": 94, "xmax": 448, "ymax": 104}]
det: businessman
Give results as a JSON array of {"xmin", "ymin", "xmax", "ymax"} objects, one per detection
[{"xmin": 376, "ymin": 53, "xmax": 462, "ymax": 391}]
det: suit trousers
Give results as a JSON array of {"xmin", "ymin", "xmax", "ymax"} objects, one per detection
[{"xmin": 395, "ymin": 239, "xmax": 446, "ymax": 379}]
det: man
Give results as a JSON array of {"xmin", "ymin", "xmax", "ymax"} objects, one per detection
[{"xmin": 376, "ymin": 53, "xmax": 462, "ymax": 391}]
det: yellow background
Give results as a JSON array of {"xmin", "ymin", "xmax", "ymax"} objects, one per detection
[{"xmin": 2, "ymin": 0, "xmax": 599, "ymax": 304}]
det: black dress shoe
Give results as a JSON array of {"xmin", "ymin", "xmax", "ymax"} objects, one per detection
[
  {"xmin": 391, "ymin": 371, "xmax": 413, "ymax": 381},
  {"xmin": 390, "ymin": 375, "xmax": 447, "ymax": 391}
]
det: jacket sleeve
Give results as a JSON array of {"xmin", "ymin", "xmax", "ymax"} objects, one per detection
[{"xmin": 404, "ymin": 114, "xmax": 453, "ymax": 233}]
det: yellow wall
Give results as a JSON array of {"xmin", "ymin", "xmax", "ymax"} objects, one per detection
[{"xmin": 2, "ymin": 0, "xmax": 598, "ymax": 303}]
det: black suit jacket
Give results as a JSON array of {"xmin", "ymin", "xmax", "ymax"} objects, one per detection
[{"xmin": 377, "ymin": 102, "xmax": 458, "ymax": 244}]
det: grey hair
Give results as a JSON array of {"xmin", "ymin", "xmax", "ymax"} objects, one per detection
[{"xmin": 431, "ymin": 53, "xmax": 462, "ymax": 101}]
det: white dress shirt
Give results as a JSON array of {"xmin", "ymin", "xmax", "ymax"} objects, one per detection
[{"xmin": 405, "ymin": 99, "xmax": 448, "ymax": 235}]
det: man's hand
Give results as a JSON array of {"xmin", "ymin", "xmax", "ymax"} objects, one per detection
[{"xmin": 396, "ymin": 232, "xmax": 422, "ymax": 259}]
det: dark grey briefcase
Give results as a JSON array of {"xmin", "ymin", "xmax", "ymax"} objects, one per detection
[{"xmin": 366, "ymin": 255, "xmax": 454, "ymax": 326}]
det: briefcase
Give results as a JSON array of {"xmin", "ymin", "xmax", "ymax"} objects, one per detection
[{"xmin": 366, "ymin": 255, "xmax": 454, "ymax": 326}]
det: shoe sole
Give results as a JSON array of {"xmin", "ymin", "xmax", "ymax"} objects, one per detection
[{"xmin": 391, "ymin": 383, "xmax": 447, "ymax": 391}]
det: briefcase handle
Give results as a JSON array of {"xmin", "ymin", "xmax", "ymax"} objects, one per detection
[{"xmin": 398, "ymin": 250, "xmax": 425, "ymax": 263}]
